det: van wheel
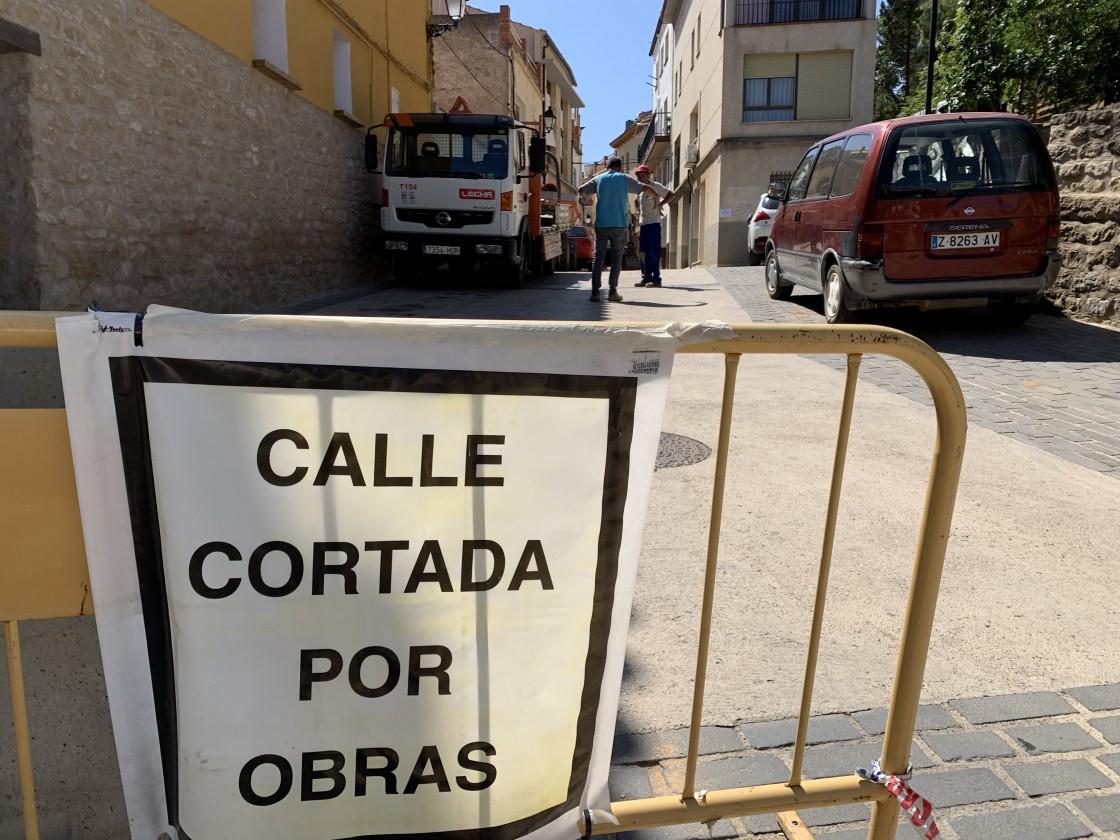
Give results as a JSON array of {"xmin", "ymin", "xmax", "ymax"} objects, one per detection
[
  {"xmin": 988, "ymin": 300, "xmax": 1033, "ymax": 325},
  {"xmin": 823, "ymin": 264, "xmax": 853, "ymax": 324},
  {"xmin": 765, "ymin": 251, "xmax": 791, "ymax": 300}
]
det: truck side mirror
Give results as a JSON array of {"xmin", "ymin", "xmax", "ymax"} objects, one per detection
[
  {"xmin": 528, "ymin": 137, "xmax": 546, "ymax": 175},
  {"xmin": 364, "ymin": 130, "xmax": 380, "ymax": 173}
]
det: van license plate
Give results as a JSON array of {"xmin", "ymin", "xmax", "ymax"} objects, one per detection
[
  {"xmin": 930, "ymin": 232, "xmax": 1000, "ymax": 250},
  {"xmin": 423, "ymin": 245, "xmax": 460, "ymax": 255}
]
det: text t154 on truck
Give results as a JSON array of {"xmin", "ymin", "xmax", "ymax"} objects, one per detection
[{"xmin": 366, "ymin": 113, "xmax": 563, "ymax": 286}]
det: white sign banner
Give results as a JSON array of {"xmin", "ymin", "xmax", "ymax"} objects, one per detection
[{"xmin": 57, "ymin": 307, "xmax": 678, "ymax": 840}]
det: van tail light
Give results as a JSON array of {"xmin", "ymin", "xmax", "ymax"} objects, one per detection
[
  {"xmin": 381, "ymin": 188, "xmax": 389, "ymax": 206},
  {"xmin": 752, "ymin": 209, "xmax": 771, "ymax": 223},
  {"xmin": 857, "ymin": 223, "xmax": 884, "ymax": 259},
  {"xmin": 501, "ymin": 191, "xmax": 513, "ymax": 211},
  {"xmin": 1046, "ymin": 215, "xmax": 1060, "ymax": 250}
]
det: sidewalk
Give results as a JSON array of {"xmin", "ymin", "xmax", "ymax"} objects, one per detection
[{"xmin": 609, "ymin": 684, "xmax": 1120, "ymax": 840}]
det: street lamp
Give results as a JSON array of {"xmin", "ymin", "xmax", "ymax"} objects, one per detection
[
  {"xmin": 542, "ymin": 106, "xmax": 556, "ymax": 136},
  {"xmin": 427, "ymin": 0, "xmax": 465, "ymax": 38}
]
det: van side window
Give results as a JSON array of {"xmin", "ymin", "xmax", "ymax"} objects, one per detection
[
  {"xmin": 806, "ymin": 139, "xmax": 845, "ymax": 199},
  {"xmin": 829, "ymin": 133, "xmax": 872, "ymax": 198},
  {"xmin": 787, "ymin": 146, "xmax": 820, "ymax": 202}
]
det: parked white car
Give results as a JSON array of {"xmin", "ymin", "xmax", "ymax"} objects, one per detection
[{"xmin": 747, "ymin": 192, "xmax": 781, "ymax": 265}]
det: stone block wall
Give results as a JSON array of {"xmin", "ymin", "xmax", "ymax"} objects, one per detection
[
  {"xmin": 0, "ymin": 52, "xmax": 38, "ymax": 307},
  {"xmin": 0, "ymin": 0, "xmax": 383, "ymax": 314},
  {"xmin": 1047, "ymin": 108, "xmax": 1120, "ymax": 327}
]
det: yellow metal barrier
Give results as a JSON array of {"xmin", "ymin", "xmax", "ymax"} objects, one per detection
[{"xmin": 1, "ymin": 312, "xmax": 966, "ymax": 840}]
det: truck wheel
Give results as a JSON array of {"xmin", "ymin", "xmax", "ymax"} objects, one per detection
[
  {"xmin": 505, "ymin": 233, "xmax": 530, "ymax": 288},
  {"xmin": 393, "ymin": 258, "xmax": 418, "ymax": 282}
]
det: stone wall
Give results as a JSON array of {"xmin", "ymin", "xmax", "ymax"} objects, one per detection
[
  {"xmin": 0, "ymin": 51, "xmax": 38, "ymax": 308},
  {"xmin": 1047, "ymin": 108, "xmax": 1120, "ymax": 327},
  {"xmin": 0, "ymin": 0, "xmax": 383, "ymax": 314}
]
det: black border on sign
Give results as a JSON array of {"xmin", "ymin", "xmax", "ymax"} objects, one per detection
[{"xmin": 109, "ymin": 356, "xmax": 638, "ymax": 840}]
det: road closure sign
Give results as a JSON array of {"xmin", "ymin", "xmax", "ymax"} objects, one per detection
[{"xmin": 57, "ymin": 307, "xmax": 678, "ymax": 840}]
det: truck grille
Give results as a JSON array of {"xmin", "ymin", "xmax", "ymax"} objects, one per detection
[{"xmin": 396, "ymin": 210, "xmax": 494, "ymax": 229}]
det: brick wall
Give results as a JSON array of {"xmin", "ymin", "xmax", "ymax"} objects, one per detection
[
  {"xmin": 0, "ymin": 0, "xmax": 383, "ymax": 314},
  {"xmin": 1047, "ymin": 108, "xmax": 1120, "ymax": 327}
]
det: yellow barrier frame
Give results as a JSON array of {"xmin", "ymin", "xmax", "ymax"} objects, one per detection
[{"xmin": 1, "ymin": 311, "xmax": 966, "ymax": 840}]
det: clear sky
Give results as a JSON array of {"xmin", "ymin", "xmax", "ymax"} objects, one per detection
[{"xmin": 464, "ymin": 2, "xmax": 663, "ymax": 165}]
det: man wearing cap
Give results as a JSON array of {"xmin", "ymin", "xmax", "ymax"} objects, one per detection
[
  {"xmin": 633, "ymin": 165, "xmax": 673, "ymax": 287},
  {"xmin": 578, "ymin": 157, "xmax": 659, "ymax": 303}
]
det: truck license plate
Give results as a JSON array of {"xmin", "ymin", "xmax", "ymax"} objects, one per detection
[
  {"xmin": 930, "ymin": 232, "xmax": 1000, "ymax": 250},
  {"xmin": 423, "ymin": 245, "xmax": 460, "ymax": 256}
]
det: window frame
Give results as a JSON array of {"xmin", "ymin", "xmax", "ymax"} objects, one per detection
[
  {"xmin": 742, "ymin": 75, "xmax": 796, "ymax": 123},
  {"xmin": 828, "ymin": 132, "xmax": 872, "ymax": 198},
  {"xmin": 786, "ymin": 145, "xmax": 821, "ymax": 202},
  {"xmin": 805, "ymin": 138, "xmax": 845, "ymax": 200}
]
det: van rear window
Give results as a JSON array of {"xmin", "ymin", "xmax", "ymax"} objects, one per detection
[{"xmin": 876, "ymin": 118, "xmax": 1055, "ymax": 199}]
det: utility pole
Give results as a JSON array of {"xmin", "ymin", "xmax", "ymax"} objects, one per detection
[{"xmin": 924, "ymin": 0, "xmax": 938, "ymax": 113}]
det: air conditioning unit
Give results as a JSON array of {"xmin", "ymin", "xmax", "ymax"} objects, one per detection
[{"xmin": 684, "ymin": 142, "xmax": 699, "ymax": 168}]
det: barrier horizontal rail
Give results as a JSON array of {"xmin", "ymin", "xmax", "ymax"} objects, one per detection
[{"xmin": 1, "ymin": 312, "xmax": 966, "ymax": 840}]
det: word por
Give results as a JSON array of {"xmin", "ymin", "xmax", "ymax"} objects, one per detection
[{"xmin": 299, "ymin": 645, "xmax": 451, "ymax": 700}]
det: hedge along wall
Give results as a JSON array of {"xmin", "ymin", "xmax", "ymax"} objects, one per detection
[
  {"xmin": 1047, "ymin": 108, "xmax": 1120, "ymax": 327},
  {"xmin": 0, "ymin": 0, "xmax": 382, "ymax": 314}
]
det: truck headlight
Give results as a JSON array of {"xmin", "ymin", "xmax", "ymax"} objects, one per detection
[
  {"xmin": 475, "ymin": 244, "xmax": 503, "ymax": 255},
  {"xmin": 385, "ymin": 241, "xmax": 408, "ymax": 251}
]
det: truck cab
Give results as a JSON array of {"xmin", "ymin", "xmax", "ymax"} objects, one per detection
[{"xmin": 370, "ymin": 113, "xmax": 558, "ymax": 286}]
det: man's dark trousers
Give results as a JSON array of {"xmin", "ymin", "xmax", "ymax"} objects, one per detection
[{"xmin": 639, "ymin": 223, "xmax": 662, "ymax": 285}]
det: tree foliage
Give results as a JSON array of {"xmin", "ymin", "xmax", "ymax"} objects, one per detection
[{"xmin": 876, "ymin": 0, "xmax": 1120, "ymax": 118}]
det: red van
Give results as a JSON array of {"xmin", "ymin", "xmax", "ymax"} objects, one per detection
[{"xmin": 764, "ymin": 112, "xmax": 1061, "ymax": 324}]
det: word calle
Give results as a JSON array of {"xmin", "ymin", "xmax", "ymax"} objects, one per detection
[{"xmin": 257, "ymin": 430, "xmax": 506, "ymax": 487}]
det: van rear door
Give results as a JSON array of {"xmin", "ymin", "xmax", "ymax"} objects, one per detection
[{"xmin": 871, "ymin": 117, "xmax": 1058, "ymax": 283}]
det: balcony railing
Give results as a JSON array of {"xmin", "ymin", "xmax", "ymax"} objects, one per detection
[
  {"xmin": 736, "ymin": 0, "xmax": 861, "ymax": 24},
  {"xmin": 637, "ymin": 111, "xmax": 672, "ymax": 164}
]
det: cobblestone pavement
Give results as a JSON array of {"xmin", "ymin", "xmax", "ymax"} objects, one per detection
[
  {"xmin": 609, "ymin": 684, "xmax": 1120, "ymax": 840},
  {"xmin": 712, "ymin": 267, "xmax": 1120, "ymax": 479}
]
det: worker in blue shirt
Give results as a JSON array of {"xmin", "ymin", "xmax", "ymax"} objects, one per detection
[{"xmin": 578, "ymin": 157, "xmax": 660, "ymax": 303}]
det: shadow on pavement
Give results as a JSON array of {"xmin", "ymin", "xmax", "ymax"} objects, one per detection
[{"xmin": 783, "ymin": 292, "xmax": 1120, "ymax": 364}]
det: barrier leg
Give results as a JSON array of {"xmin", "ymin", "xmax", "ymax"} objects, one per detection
[
  {"xmin": 4, "ymin": 619, "xmax": 42, "ymax": 840},
  {"xmin": 682, "ymin": 353, "xmax": 740, "ymax": 800}
]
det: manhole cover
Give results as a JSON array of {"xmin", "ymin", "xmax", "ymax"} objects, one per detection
[{"xmin": 655, "ymin": 432, "xmax": 712, "ymax": 469}]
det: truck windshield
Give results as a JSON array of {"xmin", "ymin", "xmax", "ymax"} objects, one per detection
[
  {"xmin": 876, "ymin": 118, "xmax": 1055, "ymax": 198},
  {"xmin": 386, "ymin": 129, "xmax": 511, "ymax": 180}
]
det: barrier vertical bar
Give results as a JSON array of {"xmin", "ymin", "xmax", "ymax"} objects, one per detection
[
  {"xmin": 868, "ymin": 343, "xmax": 966, "ymax": 840},
  {"xmin": 3, "ymin": 620, "xmax": 42, "ymax": 840},
  {"xmin": 788, "ymin": 354, "xmax": 863, "ymax": 786},
  {"xmin": 682, "ymin": 353, "xmax": 741, "ymax": 801}
]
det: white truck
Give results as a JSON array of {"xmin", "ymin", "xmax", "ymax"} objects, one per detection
[{"xmin": 365, "ymin": 113, "xmax": 563, "ymax": 286}]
